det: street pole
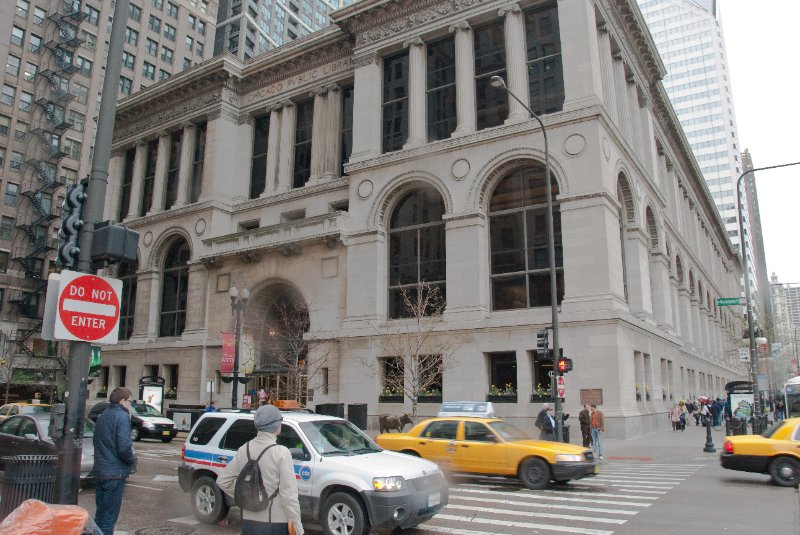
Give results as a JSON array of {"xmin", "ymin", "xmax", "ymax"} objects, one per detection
[
  {"xmin": 490, "ymin": 76, "xmax": 563, "ymax": 442},
  {"xmin": 229, "ymin": 285, "xmax": 249, "ymax": 408},
  {"xmin": 736, "ymin": 161, "xmax": 800, "ymax": 434},
  {"xmin": 54, "ymin": 0, "xmax": 131, "ymax": 504}
]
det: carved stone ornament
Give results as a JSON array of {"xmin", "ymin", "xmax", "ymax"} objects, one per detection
[
  {"xmin": 200, "ymin": 256, "xmax": 222, "ymax": 269},
  {"xmin": 448, "ymin": 20, "xmax": 471, "ymax": 34},
  {"xmin": 354, "ymin": 0, "xmax": 471, "ymax": 48},
  {"xmin": 403, "ymin": 36, "xmax": 424, "ymax": 49},
  {"xmin": 450, "ymin": 158, "xmax": 470, "ymax": 180},
  {"xmin": 498, "ymin": 3, "xmax": 522, "ymax": 17},
  {"xmin": 352, "ymin": 52, "xmax": 381, "ymax": 70},
  {"xmin": 237, "ymin": 251, "xmax": 262, "ymax": 264},
  {"xmin": 278, "ymin": 244, "xmax": 303, "ymax": 257},
  {"xmin": 142, "ymin": 231, "xmax": 153, "ymax": 247}
]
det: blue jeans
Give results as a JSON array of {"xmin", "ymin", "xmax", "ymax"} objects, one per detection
[
  {"xmin": 95, "ymin": 478, "xmax": 126, "ymax": 535},
  {"xmin": 591, "ymin": 428, "xmax": 602, "ymax": 458}
]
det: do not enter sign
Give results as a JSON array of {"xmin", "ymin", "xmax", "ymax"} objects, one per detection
[{"xmin": 54, "ymin": 270, "xmax": 123, "ymax": 344}]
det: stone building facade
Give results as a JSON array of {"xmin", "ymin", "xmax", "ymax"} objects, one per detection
[{"xmin": 98, "ymin": 0, "xmax": 747, "ymax": 437}]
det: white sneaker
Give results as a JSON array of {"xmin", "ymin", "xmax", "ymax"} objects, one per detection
[{"xmin": 599, "ymin": 456, "xmax": 604, "ymax": 461}]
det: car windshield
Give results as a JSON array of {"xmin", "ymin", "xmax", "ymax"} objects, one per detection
[
  {"xmin": 299, "ymin": 420, "xmax": 382, "ymax": 456},
  {"xmin": 488, "ymin": 421, "xmax": 530, "ymax": 441},
  {"xmin": 132, "ymin": 404, "xmax": 161, "ymax": 417},
  {"xmin": 20, "ymin": 406, "xmax": 50, "ymax": 414}
]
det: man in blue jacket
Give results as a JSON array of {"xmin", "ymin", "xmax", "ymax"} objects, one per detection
[{"xmin": 93, "ymin": 387, "xmax": 137, "ymax": 535}]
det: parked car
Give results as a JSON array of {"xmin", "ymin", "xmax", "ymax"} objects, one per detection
[
  {"xmin": 375, "ymin": 401, "xmax": 598, "ymax": 490},
  {"xmin": 0, "ymin": 403, "xmax": 51, "ymax": 422},
  {"xmin": 178, "ymin": 409, "xmax": 448, "ymax": 534},
  {"xmin": 88, "ymin": 401, "xmax": 177, "ymax": 442},
  {"xmin": 720, "ymin": 416, "xmax": 800, "ymax": 486},
  {"xmin": 0, "ymin": 413, "xmax": 94, "ymax": 480}
]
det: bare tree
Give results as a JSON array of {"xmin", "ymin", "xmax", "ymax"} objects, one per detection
[
  {"xmin": 374, "ymin": 281, "xmax": 459, "ymax": 422},
  {"xmin": 0, "ymin": 332, "xmax": 17, "ymax": 405}
]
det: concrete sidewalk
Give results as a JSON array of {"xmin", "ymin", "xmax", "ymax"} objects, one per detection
[{"xmin": 599, "ymin": 421, "xmax": 733, "ymax": 464}]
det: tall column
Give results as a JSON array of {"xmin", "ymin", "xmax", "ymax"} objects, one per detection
[
  {"xmin": 198, "ymin": 108, "xmax": 240, "ymax": 204},
  {"xmin": 678, "ymin": 286, "xmax": 694, "ymax": 347},
  {"xmin": 596, "ymin": 23, "xmax": 618, "ymax": 124},
  {"xmin": 443, "ymin": 213, "xmax": 488, "ymax": 321},
  {"xmin": 691, "ymin": 294, "xmax": 702, "ymax": 350},
  {"xmin": 147, "ymin": 132, "xmax": 170, "ymax": 216},
  {"xmin": 627, "ymin": 79, "xmax": 643, "ymax": 158},
  {"xmin": 558, "ymin": 0, "xmax": 604, "ymax": 111},
  {"xmin": 325, "ymin": 84, "xmax": 343, "ymax": 180},
  {"xmin": 650, "ymin": 253, "xmax": 673, "ymax": 331},
  {"xmin": 623, "ymin": 228, "xmax": 655, "ymax": 322},
  {"xmin": 174, "ymin": 123, "xmax": 196, "ymax": 208},
  {"xmin": 612, "ymin": 53, "xmax": 632, "ymax": 144},
  {"xmin": 350, "ymin": 53, "xmax": 382, "ymax": 162},
  {"xmin": 129, "ymin": 269, "xmax": 158, "ymax": 341},
  {"xmin": 309, "ymin": 88, "xmax": 327, "ymax": 181},
  {"xmin": 404, "ymin": 37, "xmax": 426, "ymax": 148},
  {"xmin": 670, "ymin": 273, "xmax": 681, "ymax": 336},
  {"xmin": 449, "ymin": 22, "xmax": 476, "ymax": 136},
  {"xmin": 263, "ymin": 106, "xmax": 282, "ymax": 196},
  {"xmin": 276, "ymin": 101, "xmax": 296, "ymax": 192},
  {"xmin": 182, "ymin": 262, "xmax": 208, "ymax": 339},
  {"xmin": 124, "ymin": 142, "xmax": 146, "ymax": 221},
  {"xmin": 499, "ymin": 3, "xmax": 529, "ymax": 122},
  {"xmin": 104, "ymin": 151, "xmax": 124, "ymax": 221}
]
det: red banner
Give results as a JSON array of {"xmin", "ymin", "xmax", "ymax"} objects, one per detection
[{"xmin": 221, "ymin": 332, "xmax": 235, "ymax": 374}]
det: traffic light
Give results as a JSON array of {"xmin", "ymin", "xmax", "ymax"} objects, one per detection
[
  {"xmin": 48, "ymin": 403, "xmax": 66, "ymax": 439},
  {"xmin": 557, "ymin": 357, "xmax": 573, "ymax": 374},
  {"xmin": 57, "ymin": 182, "xmax": 87, "ymax": 268},
  {"xmin": 536, "ymin": 329, "xmax": 549, "ymax": 359}
]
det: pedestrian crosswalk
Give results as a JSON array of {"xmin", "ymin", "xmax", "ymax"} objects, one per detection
[{"xmin": 410, "ymin": 462, "xmax": 704, "ymax": 535}]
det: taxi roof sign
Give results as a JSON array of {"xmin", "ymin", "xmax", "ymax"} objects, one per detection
[{"xmin": 437, "ymin": 401, "xmax": 496, "ymax": 418}]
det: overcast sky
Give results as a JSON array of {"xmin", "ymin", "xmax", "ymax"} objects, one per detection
[{"xmin": 720, "ymin": 2, "xmax": 800, "ymax": 286}]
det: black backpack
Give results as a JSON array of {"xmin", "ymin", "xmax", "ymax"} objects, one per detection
[{"xmin": 234, "ymin": 443, "xmax": 279, "ymax": 512}]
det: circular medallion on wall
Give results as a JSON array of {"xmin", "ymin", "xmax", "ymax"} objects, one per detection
[
  {"xmin": 603, "ymin": 137, "xmax": 611, "ymax": 160},
  {"xmin": 564, "ymin": 134, "xmax": 586, "ymax": 156},
  {"xmin": 357, "ymin": 179, "xmax": 373, "ymax": 199},
  {"xmin": 142, "ymin": 231, "xmax": 153, "ymax": 247},
  {"xmin": 450, "ymin": 158, "xmax": 470, "ymax": 180},
  {"xmin": 195, "ymin": 218, "xmax": 207, "ymax": 235}
]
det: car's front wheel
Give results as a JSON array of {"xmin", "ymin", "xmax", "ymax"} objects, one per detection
[
  {"xmin": 769, "ymin": 456, "xmax": 800, "ymax": 487},
  {"xmin": 321, "ymin": 491, "xmax": 369, "ymax": 535},
  {"xmin": 519, "ymin": 457, "xmax": 550, "ymax": 490},
  {"xmin": 191, "ymin": 476, "xmax": 229, "ymax": 524}
]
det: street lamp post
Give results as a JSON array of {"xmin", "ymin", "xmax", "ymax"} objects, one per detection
[
  {"xmin": 490, "ymin": 76, "xmax": 564, "ymax": 442},
  {"xmin": 229, "ymin": 284, "xmax": 250, "ymax": 408},
  {"xmin": 736, "ymin": 161, "xmax": 800, "ymax": 433}
]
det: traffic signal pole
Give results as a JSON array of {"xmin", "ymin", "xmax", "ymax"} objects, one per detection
[{"xmin": 54, "ymin": 0, "xmax": 130, "ymax": 504}]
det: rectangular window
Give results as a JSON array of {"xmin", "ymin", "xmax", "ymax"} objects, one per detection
[
  {"xmin": 0, "ymin": 115, "xmax": 9, "ymax": 136},
  {"xmin": 9, "ymin": 152, "xmax": 23, "ymax": 172},
  {"xmin": 185, "ymin": 36, "xmax": 194, "ymax": 51},
  {"xmin": 489, "ymin": 352, "xmax": 517, "ymax": 396},
  {"xmin": 1, "ymin": 85, "xmax": 16, "ymax": 107},
  {"xmin": 152, "ymin": 0, "xmax": 163, "ymax": 9},
  {"xmin": 340, "ymin": 84, "xmax": 354, "ymax": 177},
  {"xmin": 190, "ymin": 122, "xmax": 207, "ymax": 203},
  {"xmin": 381, "ymin": 357, "xmax": 404, "ymax": 395},
  {"xmin": 24, "ymin": 62, "xmax": 37, "ymax": 81},
  {"xmin": 198, "ymin": 20, "xmax": 206, "ymax": 35},
  {"xmin": 119, "ymin": 147, "xmax": 136, "ymax": 220},
  {"xmin": 126, "ymin": 27, "xmax": 139, "ymax": 46},
  {"xmin": 164, "ymin": 24, "xmax": 176, "ymax": 42},
  {"xmin": 182, "ymin": 57, "xmax": 191, "ymax": 70},
  {"xmin": 34, "ymin": 7, "xmax": 46, "ymax": 26},
  {"xmin": 0, "ymin": 147, "xmax": 5, "ymax": 168},
  {"xmin": 16, "ymin": 0, "xmax": 29, "ymax": 19},
  {"xmin": 188, "ymin": 14, "xmax": 196, "ymax": 29},
  {"xmin": 0, "ymin": 251, "xmax": 8, "ymax": 274},
  {"xmin": 129, "ymin": 3, "xmax": 142, "ymax": 22},
  {"xmin": 62, "ymin": 167, "xmax": 78, "ymax": 186},
  {"xmin": 83, "ymin": 5, "xmax": 100, "ymax": 26},
  {"xmin": 76, "ymin": 56, "xmax": 93, "ymax": 77},
  {"xmin": 11, "ymin": 26, "xmax": 25, "ymax": 47},
  {"xmin": 249, "ymin": 114, "xmax": 270, "ymax": 199},
  {"xmin": 161, "ymin": 46, "xmax": 173, "ymax": 64},
  {"xmin": 19, "ymin": 91, "xmax": 32, "ymax": 112},
  {"xmin": 14, "ymin": 122, "xmax": 27, "ymax": 142},
  {"xmin": 122, "ymin": 51, "xmax": 136, "ymax": 70},
  {"xmin": 293, "ymin": 100, "xmax": 313, "ymax": 188},
  {"xmin": 141, "ymin": 139, "xmax": 158, "ymax": 215},
  {"xmin": 6, "ymin": 55, "xmax": 21, "ymax": 77},
  {"xmin": 196, "ymin": 42, "xmax": 204, "ymax": 56},
  {"xmin": 167, "ymin": 1, "xmax": 179, "ymax": 18},
  {"xmin": 145, "ymin": 38, "xmax": 158, "ymax": 56},
  {"xmin": 118, "ymin": 266, "xmax": 137, "ymax": 340},
  {"xmin": 68, "ymin": 110, "xmax": 85, "ymax": 132},
  {"xmin": 142, "ymin": 61, "xmax": 155, "ymax": 80},
  {"xmin": 81, "ymin": 30, "xmax": 97, "ymax": 51},
  {"xmin": 164, "ymin": 130, "xmax": 182, "ymax": 209},
  {"xmin": 5, "ymin": 183, "xmax": 19, "ymax": 206},
  {"xmin": 382, "ymin": 51, "xmax": 409, "ymax": 153},
  {"xmin": 29, "ymin": 34, "xmax": 42, "ymax": 54},
  {"xmin": 119, "ymin": 76, "xmax": 132, "ymax": 95},
  {"xmin": 426, "ymin": 36, "xmax": 457, "ymax": 142},
  {"xmin": 159, "ymin": 69, "xmax": 170, "ymax": 81},
  {"xmin": 71, "ymin": 82, "xmax": 88, "ymax": 104},
  {"xmin": 149, "ymin": 15, "xmax": 161, "ymax": 33},
  {"xmin": 474, "ymin": 21, "xmax": 508, "ymax": 130},
  {"xmin": 63, "ymin": 138, "xmax": 80, "ymax": 160},
  {"xmin": 0, "ymin": 217, "xmax": 14, "ymax": 240},
  {"xmin": 525, "ymin": 3, "xmax": 564, "ymax": 116}
]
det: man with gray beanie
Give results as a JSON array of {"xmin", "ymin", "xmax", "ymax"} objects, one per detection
[{"xmin": 217, "ymin": 405, "xmax": 304, "ymax": 535}]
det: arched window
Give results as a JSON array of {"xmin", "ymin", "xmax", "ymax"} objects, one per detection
[
  {"xmin": 118, "ymin": 260, "xmax": 138, "ymax": 340},
  {"xmin": 489, "ymin": 162, "xmax": 563, "ymax": 310},
  {"xmin": 159, "ymin": 239, "xmax": 190, "ymax": 337},
  {"xmin": 388, "ymin": 188, "xmax": 446, "ymax": 318},
  {"xmin": 617, "ymin": 173, "xmax": 634, "ymax": 304}
]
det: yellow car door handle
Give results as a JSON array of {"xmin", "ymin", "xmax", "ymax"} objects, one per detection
[{"xmin": 460, "ymin": 444, "xmax": 469, "ymax": 448}]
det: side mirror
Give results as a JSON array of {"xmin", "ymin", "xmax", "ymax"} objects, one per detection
[
  {"xmin": 486, "ymin": 434, "xmax": 499, "ymax": 442},
  {"xmin": 289, "ymin": 447, "xmax": 310, "ymax": 461},
  {"xmin": 24, "ymin": 433, "xmax": 39, "ymax": 441}
]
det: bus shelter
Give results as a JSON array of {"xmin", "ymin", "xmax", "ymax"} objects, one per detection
[{"xmin": 725, "ymin": 381, "xmax": 754, "ymax": 435}]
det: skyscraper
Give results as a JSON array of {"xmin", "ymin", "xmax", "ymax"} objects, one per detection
[
  {"xmin": 637, "ymin": 0, "xmax": 764, "ymax": 318},
  {"xmin": 214, "ymin": 0, "xmax": 358, "ymax": 59},
  {"xmin": 0, "ymin": 0, "xmax": 217, "ymax": 380}
]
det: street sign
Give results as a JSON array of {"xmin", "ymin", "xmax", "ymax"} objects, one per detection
[
  {"xmin": 557, "ymin": 376, "xmax": 566, "ymax": 398},
  {"xmin": 717, "ymin": 297, "xmax": 742, "ymax": 306},
  {"xmin": 738, "ymin": 348, "xmax": 750, "ymax": 361},
  {"xmin": 54, "ymin": 270, "xmax": 122, "ymax": 344}
]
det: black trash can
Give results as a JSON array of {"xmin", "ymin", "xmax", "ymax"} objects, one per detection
[
  {"xmin": 561, "ymin": 425, "xmax": 570, "ymax": 444},
  {"xmin": 0, "ymin": 455, "xmax": 58, "ymax": 521},
  {"xmin": 315, "ymin": 403, "xmax": 345, "ymax": 418},
  {"xmin": 347, "ymin": 404, "xmax": 368, "ymax": 430},
  {"xmin": 730, "ymin": 418, "xmax": 747, "ymax": 435}
]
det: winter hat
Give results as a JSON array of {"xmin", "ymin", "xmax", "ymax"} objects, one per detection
[{"xmin": 254, "ymin": 405, "xmax": 283, "ymax": 433}]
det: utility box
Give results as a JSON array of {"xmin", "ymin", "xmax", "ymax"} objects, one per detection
[{"xmin": 91, "ymin": 220, "xmax": 139, "ymax": 265}]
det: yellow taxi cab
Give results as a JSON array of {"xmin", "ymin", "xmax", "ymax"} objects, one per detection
[
  {"xmin": 375, "ymin": 401, "xmax": 598, "ymax": 490},
  {"xmin": 0, "ymin": 402, "xmax": 51, "ymax": 422},
  {"xmin": 720, "ymin": 417, "xmax": 800, "ymax": 487}
]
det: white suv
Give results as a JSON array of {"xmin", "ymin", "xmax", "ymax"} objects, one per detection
[{"xmin": 177, "ymin": 410, "xmax": 448, "ymax": 535}]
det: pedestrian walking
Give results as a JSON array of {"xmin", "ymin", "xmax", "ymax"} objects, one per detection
[
  {"xmin": 217, "ymin": 405, "xmax": 304, "ymax": 535},
  {"xmin": 535, "ymin": 404, "xmax": 556, "ymax": 441},
  {"xmin": 93, "ymin": 387, "xmax": 137, "ymax": 535},
  {"xmin": 590, "ymin": 404, "xmax": 604, "ymax": 461},
  {"xmin": 579, "ymin": 404, "xmax": 592, "ymax": 447},
  {"xmin": 669, "ymin": 403, "xmax": 682, "ymax": 431},
  {"xmin": 776, "ymin": 399, "xmax": 785, "ymax": 421},
  {"xmin": 204, "ymin": 400, "xmax": 217, "ymax": 412}
]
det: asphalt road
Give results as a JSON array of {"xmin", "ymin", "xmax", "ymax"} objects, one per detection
[{"xmin": 76, "ymin": 424, "xmax": 800, "ymax": 535}]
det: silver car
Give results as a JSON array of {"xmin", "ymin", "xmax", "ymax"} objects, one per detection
[{"xmin": 0, "ymin": 413, "xmax": 95, "ymax": 480}]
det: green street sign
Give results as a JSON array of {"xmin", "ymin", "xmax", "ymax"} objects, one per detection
[
  {"xmin": 717, "ymin": 297, "xmax": 742, "ymax": 307},
  {"xmin": 89, "ymin": 346, "xmax": 101, "ymax": 378}
]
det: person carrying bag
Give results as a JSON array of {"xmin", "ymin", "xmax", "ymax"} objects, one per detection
[{"xmin": 217, "ymin": 405, "xmax": 304, "ymax": 535}]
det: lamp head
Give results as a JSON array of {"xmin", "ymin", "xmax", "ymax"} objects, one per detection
[
  {"xmin": 229, "ymin": 284, "xmax": 238, "ymax": 299},
  {"xmin": 489, "ymin": 75, "xmax": 506, "ymax": 89},
  {"xmin": 240, "ymin": 287, "xmax": 250, "ymax": 301}
]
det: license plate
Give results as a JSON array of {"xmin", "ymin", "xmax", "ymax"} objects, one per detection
[
  {"xmin": 427, "ymin": 492, "xmax": 440, "ymax": 507},
  {"xmin": 162, "ymin": 430, "xmax": 171, "ymax": 436},
  {"xmin": 593, "ymin": 464, "xmax": 601, "ymax": 474}
]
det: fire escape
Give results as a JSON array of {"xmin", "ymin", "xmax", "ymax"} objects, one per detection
[{"xmin": 8, "ymin": 1, "xmax": 84, "ymax": 366}]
